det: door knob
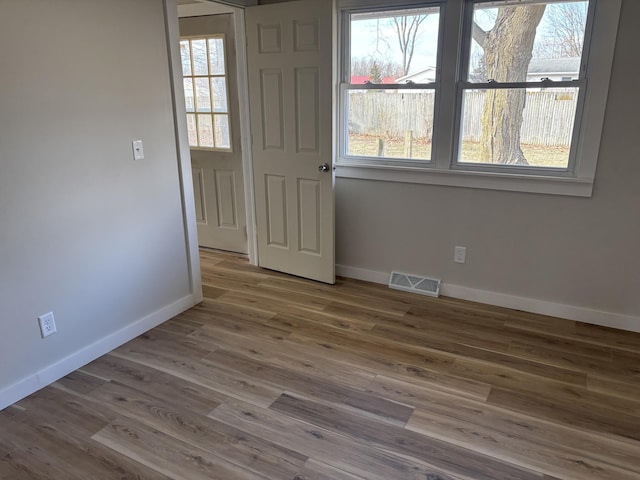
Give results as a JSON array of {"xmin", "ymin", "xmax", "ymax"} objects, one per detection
[{"xmin": 318, "ymin": 163, "xmax": 330, "ymax": 172}]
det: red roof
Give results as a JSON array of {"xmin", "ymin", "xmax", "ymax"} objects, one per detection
[{"xmin": 351, "ymin": 75, "xmax": 396, "ymax": 84}]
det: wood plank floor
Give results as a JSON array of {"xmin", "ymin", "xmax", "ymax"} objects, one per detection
[{"xmin": 2, "ymin": 249, "xmax": 640, "ymax": 479}]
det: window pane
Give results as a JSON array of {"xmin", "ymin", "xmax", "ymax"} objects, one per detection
[
  {"xmin": 192, "ymin": 39, "xmax": 208, "ymax": 75},
  {"xmin": 208, "ymin": 38, "xmax": 225, "ymax": 75},
  {"xmin": 458, "ymin": 88, "xmax": 578, "ymax": 168},
  {"xmin": 197, "ymin": 114, "xmax": 214, "ymax": 147},
  {"xmin": 468, "ymin": 1, "xmax": 588, "ymax": 83},
  {"xmin": 350, "ymin": 7, "xmax": 440, "ymax": 84},
  {"xmin": 186, "ymin": 114, "xmax": 197, "ymax": 146},
  {"xmin": 180, "ymin": 40, "xmax": 191, "ymax": 76},
  {"xmin": 182, "ymin": 35, "xmax": 231, "ymax": 151},
  {"xmin": 183, "ymin": 78, "xmax": 194, "ymax": 112},
  {"xmin": 195, "ymin": 78, "xmax": 211, "ymax": 112},
  {"xmin": 214, "ymin": 114, "xmax": 231, "ymax": 149},
  {"xmin": 347, "ymin": 89, "xmax": 434, "ymax": 161},
  {"xmin": 211, "ymin": 77, "xmax": 228, "ymax": 113}
]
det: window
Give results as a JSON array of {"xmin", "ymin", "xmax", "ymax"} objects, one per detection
[
  {"xmin": 180, "ymin": 36, "xmax": 231, "ymax": 150},
  {"xmin": 345, "ymin": 7, "xmax": 441, "ymax": 162},
  {"xmin": 458, "ymin": 1, "xmax": 588, "ymax": 170},
  {"xmin": 337, "ymin": 0, "xmax": 621, "ymax": 196}
]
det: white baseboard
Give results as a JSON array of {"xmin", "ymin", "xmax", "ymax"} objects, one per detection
[
  {"xmin": 336, "ymin": 264, "xmax": 640, "ymax": 333},
  {"xmin": 336, "ymin": 264, "xmax": 390, "ymax": 285},
  {"xmin": 0, "ymin": 294, "xmax": 196, "ymax": 411}
]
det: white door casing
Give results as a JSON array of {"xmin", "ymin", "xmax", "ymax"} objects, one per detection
[
  {"xmin": 180, "ymin": 14, "xmax": 248, "ymax": 254},
  {"xmin": 246, "ymin": 0, "xmax": 335, "ymax": 284}
]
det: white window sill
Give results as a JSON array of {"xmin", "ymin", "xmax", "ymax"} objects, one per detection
[{"xmin": 334, "ymin": 162, "xmax": 594, "ymax": 197}]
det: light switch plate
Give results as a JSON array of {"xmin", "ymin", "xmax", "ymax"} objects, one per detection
[{"xmin": 132, "ymin": 140, "xmax": 144, "ymax": 160}]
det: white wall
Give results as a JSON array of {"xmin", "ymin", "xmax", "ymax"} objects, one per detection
[
  {"xmin": 336, "ymin": 0, "xmax": 640, "ymax": 329},
  {"xmin": 0, "ymin": 0, "xmax": 198, "ymax": 408}
]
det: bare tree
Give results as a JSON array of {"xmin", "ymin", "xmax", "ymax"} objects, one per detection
[
  {"xmin": 473, "ymin": 6, "xmax": 546, "ymax": 165},
  {"xmin": 534, "ymin": 3, "xmax": 587, "ymax": 58},
  {"xmin": 391, "ymin": 14, "xmax": 429, "ymax": 76}
]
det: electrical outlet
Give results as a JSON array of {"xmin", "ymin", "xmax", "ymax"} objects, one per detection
[
  {"xmin": 38, "ymin": 312, "xmax": 57, "ymax": 338},
  {"xmin": 454, "ymin": 246, "xmax": 466, "ymax": 264}
]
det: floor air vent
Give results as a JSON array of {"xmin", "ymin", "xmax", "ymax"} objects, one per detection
[{"xmin": 389, "ymin": 271, "xmax": 441, "ymax": 298}]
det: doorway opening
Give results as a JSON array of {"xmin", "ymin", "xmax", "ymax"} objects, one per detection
[{"xmin": 179, "ymin": 8, "xmax": 250, "ymax": 255}]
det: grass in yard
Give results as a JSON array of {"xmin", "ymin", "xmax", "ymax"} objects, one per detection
[
  {"xmin": 347, "ymin": 134, "xmax": 570, "ymax": 168},
  {"xmin": 460, "ymin": 142, "xmax": 570, "ymax": 168},
  {"xmin": 348, "ymin": 134, "xmax": 432, "ymax": 160}
]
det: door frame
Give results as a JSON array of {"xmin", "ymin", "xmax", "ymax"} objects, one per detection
[
  {"xmin": 233, "ymin": 8, "xmax": 259, "ymax": 265},
  {"xmin": 164, "ymin": 0, "xmax": 203, "ymax": 303},
  {"xmin": 173, "ymin": 0, "xmax": 259, "ymax": 266}
]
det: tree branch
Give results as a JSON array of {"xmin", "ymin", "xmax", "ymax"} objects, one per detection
[{"xmin": 472, "ymin": 22, "xmax": 488, "ymax": 49}]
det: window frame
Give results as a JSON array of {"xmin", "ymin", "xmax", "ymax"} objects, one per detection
[
  {"xmin": 452, "ymin": 0, "xmax": 596, "ymax": 177},
  {"xmin": 339, "ymin": 4, "xmax": 444, "ymax": 167},
  {"xmin": 335, "ymin": 0, "xmax": 622, "ymax": 197},
  {"xmin": 180, "ymin": 34, "xmax": 233, "ymax": 152}
]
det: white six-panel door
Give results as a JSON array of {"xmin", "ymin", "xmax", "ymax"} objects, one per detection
[{"xmin": 246, "ymin": 0, "xmax": 334, "ymax": 284}]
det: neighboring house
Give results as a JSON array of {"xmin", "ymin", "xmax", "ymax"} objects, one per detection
[
  {"xmin": 395, "ymin": 67, "xmax": 437, "ymax": 84},
  {"xmin": 350, "ymin": 75, "xmax": 396, "ymax": 84},
  {"xmin": 527, "ymin": 57, "xmax": 580, "ymax": 81},
  {"xmin": 391, "ymin": 58, "xmax": 580, "ymax": 84},
  {"xmin": 351, "ymin": 57, "xmax": 580, "ymax": 85}
]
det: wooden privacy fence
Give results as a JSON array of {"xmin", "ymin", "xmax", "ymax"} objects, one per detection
[{"xmin": 348, "ymin": 90, "xmax": 578, "ymax": 147}]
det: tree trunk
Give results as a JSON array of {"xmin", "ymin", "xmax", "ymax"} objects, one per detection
[{"xmin": 479, "ymin": 6, "xmax": 545, "ymax": 165}]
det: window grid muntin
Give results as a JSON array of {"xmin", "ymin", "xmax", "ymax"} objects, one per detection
[{"xmin": 181, "ymin": 35, "xmax": 232, "ymax": 151}]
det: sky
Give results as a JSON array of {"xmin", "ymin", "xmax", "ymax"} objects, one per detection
[
  {"xmin": 350, "ymin": 10, "xmax": 440, "ymax": 76},
  {"xmin": 350, "ymin": 2, "xmax": 588, "ymax": 78}
]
